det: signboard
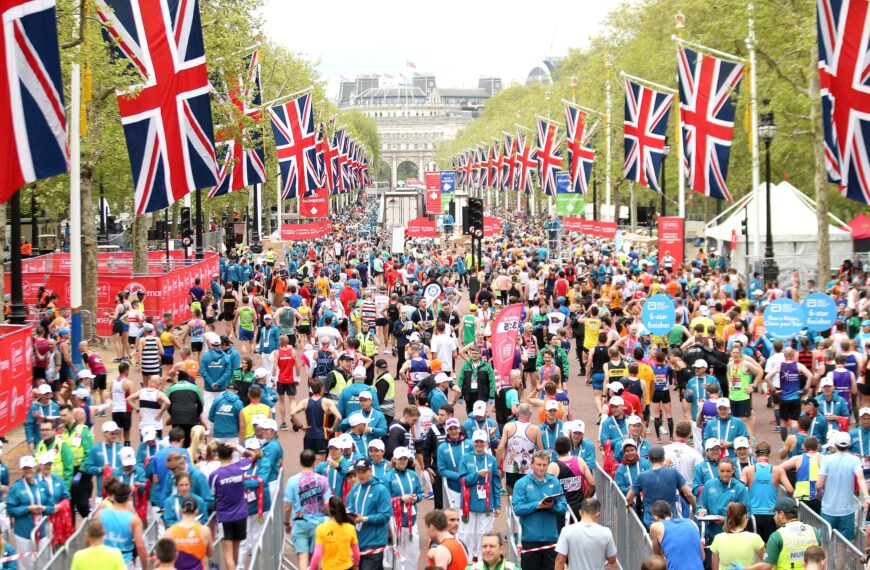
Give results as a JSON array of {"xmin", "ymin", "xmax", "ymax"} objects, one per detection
[
  {"xmin": 425, "ymin": 172, "xmax": 441, "ymax": 214},
  {"xmin": 280, "ymin": 219, "xmax": 332, "ymax": 241},
  {"xmin": 730, "ymin": 229, "xmax": 737, "ymax": 252},
  {"xmin": 598, "ymin": 221, "xmax": 617, "ymax": 239},
  {"xmin": 406, "ymin": 216, "xmax": 437, "ymax": 238},
  {"xmin": 658, "ymin": 216, "xmax": 685, "ymax": 268},
  {"xmin": 0, "ymin": 325, "xmax": 32, "ymax": 437},
  {"xmin": 491, "ymin": 303, "xmax": 524, "ymax": 388},
  {"xmin": 641, "ymin": 294, "xmax": 676, "ymax": 336},
  {"xmin": 555, "ymin": 171, "xmax": 585, "ymax": 216},
  {"xmin": 801, "ymin": 293, "xmax": 838, "ymax": 332},
  {"xmin": 763, "ymin": 298, "xmax": 806, "ymax": 340},
  {"xmin": 483, "ymin": 216, "xmax": 502, "ymax": 237},
  {"xmin": 423, "ymin": 283, "xmax": 443, "ymax": 307},
  {"xmin": 299, "ymin": 187, "xmax": 329, "ymax": 219},
  {"xmin": 440, "ymin": 171, "xmax": 455, "ymax": 213},
  {"xmin": 563, "ymin": 216, "xmax": 584, "ymax": 232}
]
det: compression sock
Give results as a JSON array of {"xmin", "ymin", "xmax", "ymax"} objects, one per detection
[
  {"xmin": 654, "ymin": 418, "xmax": 662, "ymax": 438},
  {"xmin": 667, "ymin": 418, "xmax": 674, "ymax": 438}
]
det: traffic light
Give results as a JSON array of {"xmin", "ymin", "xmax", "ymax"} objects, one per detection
[
  {"xmin": 468, "ymin": 198, "xmax": 484, "ymax": 236},
  {"xmin": 741, "ymin": 215, "xmax": 748, "ymax": 236},
  {"xmin": 180, "ymin": 206, "xmax": 192, "ymax": 247}
]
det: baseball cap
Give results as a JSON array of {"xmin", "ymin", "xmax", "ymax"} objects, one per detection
[
  {"xmin": 375, "ymin": 359, "xmax": 388, "ymax": 369},
  {"xmin": 570, "ymin": 420, "xmax": 586, "ymax": 433},
  {"xmin": 354, "ymin": 458, "xmax": 372, "ymax": 471},
  {"xmin": 860, "ymin": 408, "xmax": 870, "ymax": 417},
  {"xmin": 348, "ymin": 413, "xmax": 370, "ymax": 427},
  {"xmin": 445, "ymin": 418, "xmax": 461, "ymax": 429},
  {"xmin": 244, "ymin": 438, "xmax": 262, "ymax": 450},
  {"xmin": 251, "ymin": 414, "xmax": 267, "ymax": 427},
  {"xmin": 209, "ymin": 337, "xmax": 221, "ymax": 346},
  {"xmin": 716, "ymin": 398, "xmax": 731, "ymax": 408},
  {"xmin": 820, "ymin": 376, "xmax": 834, "ymax": 387},
  {"xmin": 393, "ymin": 447, "xmax": 413, "ymax": 460},
  {"xmin": 471, "ymin": 429, "xmax": 488, "ymax": 442},
  {"xmin": 263, "ymin": 314, "xmax": 273, "ymax": 321},
  {"xmin": 328, "ymin": 438, "xmax": 342, "ymax": 449},
  {"xmin": 368, "ymin": 439, "xmax": 385, "ymax": 451},
  {"xmin": 352, "ymin": 366, "xmax": 367, "ymax": 379},
  {"xmin": 338, "ymin": 354, "xmax": 354, "ymax": 362},
  {"xmin": 473, "ymin": 400, "xmax": 487, "ymax": 417},
  {"xmin": 19, "ymin": 456, "xmax": 35, "ymax": 469},
  {"xmin": 181, "ymin": 497, "xmax": 199, "ymax": 514},
  {"xmin": 609, "ymin": 396, "xmax": 624, "ymax": 407},
  {"xmin": 626, "ymin": 415, "xmax": 643, "ymax": 426},
  {"xmin": 648, "ymin": 445, "xmax": 666, "ymax": 461},
  {"xmin": 102, "ymin": 421, "xmax": 120, "ymax": 433},
  {"xmin": 621, "ymin": 439, "xmax": 638, "ymax": 450},
  {"xmin": 774, "ymin": 497, "xmax": 798, "ymax": 514},
  {"xmin": 545, "ymin": 400, "xmax": 560, "ymax": 411},
  {"xmin": 733, "ymin": 437, "xmax": 750, "ymax": 449},
  {"xmin": 430, "ymin": 359, "xmax": 442, "ymax": 371},
  {"xmin": 835, "ymin": 431, "xmax": 852, "ymax": 448},
  {"xmin": 693, "ymin": 359, "xmax": 708, "ymax": 369},
  {"xmin": 435, "ymin": 373, "xmax": 450, "ymax": 384},
  {"xmin": 469, "ymin": 304, "xmax": 478, "ymax": 311},
  {"xmin": 608, "ymin": 382, "xmax": 625, "ymax": 393},
  {"xmin": 77, "ymin": 369, "xmax": 95, "ymax": 379},
  {"xmin": 141, "ymin": 426, "xmax": 157, "ymax": 442},
  {"xmin": 862, "ymin": 320, "xmax": 870, "ymax": 327},
  {"xmin": 120, "ymin": 447, "xmax": 136, "ymax": 466},
  {"xmin": 705, "ymin": 439, "xmax": 722, "ymax": 451},
  {"xmin": 72, "ymin": 387, "xmax": 90, "ymax": 400},
  {"xmin": 261, "ymin": 418, "xmax": 278, "ymax": 431},
  {"xmin": 219, "ymin": 335, "xmax": 233, "ymax": 345},
  {"xmin": 338, "ymin": 434, "xmax": 354, "ymax": 449},
  {"xmin": 359, "ymin": 390, "xmax": 373, "ymax": 400},
  {"xmin": 37, "ymin": 452, "xmax": 53, "ymax": 465},
  {"xmin": 409, "ymin": 332, "xmax": 421, "ymax": 343},
  {"xmin": 253, "ymin": 367, "xmax": 268, "ymax": 379},
  {"xmin": 37, "ymin": 384, "xmax": 52, "ymax": 395}
]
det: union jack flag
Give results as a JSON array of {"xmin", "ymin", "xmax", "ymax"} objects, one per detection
[
  {"xmin": 515, "ymin": 129, "xmax": 537, "ymax": 194},
  {"xmin": 460, "ymin": 151, "xmax": 472, "ymax": 190},
  {"xmin": 210, "ymin": 48, "xmax": 265, "ymax": 198},
  {"xmin": 471, "ymin": 146, "xmax": 482, "ymax": 188},
  {"xmin": 316, "ymin": 120, "xmax": 337, "ymax": 195},
  {"xmin": 565, "ymin": 102, "xmax": 597, "ymax": 194},
  {"xmin": 623, "ymin": 78, "xmax": 673, "ymax": 193},
  {"xmin": 502, "ymin": 133, "xmax": 516, "ymax": 192},
  {"xmin": 490, "ymin": 139, "xmax": 501, "ymax": 190},
  {"xmin": 335, "ymin": 127, "xmax": 350, "ymax": 193},
  {"xmin": 96, "ymin": 0, "xmax": 218, "ymax": 215},
  {"xmin": 536, "ymin": 116, "xmax": 563, "ymax": 196},
  {"xmin": 677, "ymin": 46, "xmax": 744, "ymax": 202},
  {"xmin": 0, "ymin": 0, "xmax": 68, "ymax": 203},
  {"xmin": 818, "ymin": 0, "xmax": 870, "ymax": 204},
  {"xmin": 479, "ymin": 144, "xmax": 492, "ymax": 188},
  {"xmin": 268, "ymin": 91, "xmax": 318, "ymax": 200}
]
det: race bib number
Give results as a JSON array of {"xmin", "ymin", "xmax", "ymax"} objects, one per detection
[
  {"xmin": 476, "ymin": 484, "xmax": 488, "ymax": 500},
  {"xmin": 246, "ymin": 490, "xmax": 256, "ymax": 502},
  {"xmin": 70, "ymin": 435, "xmax": 82, "ymax": 448}
]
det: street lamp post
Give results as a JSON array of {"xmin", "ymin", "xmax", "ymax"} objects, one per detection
[
  {"xmin": 661, "ymin": 136, "xmax": 670, "ymax": 217},
  {"xmin": 759, "ymin": 106, "xmax": 779, "ymax": 284}
]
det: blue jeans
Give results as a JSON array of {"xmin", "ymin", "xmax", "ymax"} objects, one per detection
[{"xmin": 822, "ymin": 512, "xmax": 856, "ymax": 540}]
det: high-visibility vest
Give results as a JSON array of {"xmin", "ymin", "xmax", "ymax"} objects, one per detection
[
  {"xmin": 61, "ymin": 423, "xmax": 89, "ymax": 467},
  {"xmin": 774, "ymin": 521, "xmax": 818, "ymax": 569},
  {"xmin": 35, "ymin": 438, "xmax": 66, "ymax": 478}
]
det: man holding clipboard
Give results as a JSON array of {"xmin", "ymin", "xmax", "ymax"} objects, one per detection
[{"xmin": 511, "ymin": 449, "xmax": 567, "ymax": 570}]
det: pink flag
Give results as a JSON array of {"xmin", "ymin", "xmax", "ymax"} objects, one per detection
[{"xmin": 491, "ymin": 303, "xmax": 524, "ymax": 388}]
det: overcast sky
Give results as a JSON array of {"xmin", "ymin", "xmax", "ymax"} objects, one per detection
[{"xmin": 261, "ymin": 0, "xmax": 627, "ymax": 97}]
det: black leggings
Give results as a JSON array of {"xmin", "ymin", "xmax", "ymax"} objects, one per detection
[{"xmin": 71, "ymin": 467, "xmax": 92, "ymax": 520}]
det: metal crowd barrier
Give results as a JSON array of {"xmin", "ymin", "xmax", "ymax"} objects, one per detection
[
  {"xmin": 505, "ymin": 505, "xmax": 521, "ymax": 565},
  {"xmin": 45, "ymin": 510, "xmax": 97, "ymax": 569},
  {"xmin": 829, "ymin": 529, "xmax": 865, "ymax": 569},
  {"xmin": 797, "ymin": 501, "xmax": 831, "ymax": 553},
  {"xmin": 247, "ymin": 469, "xmax": 286, "ymax": 570},
  {"xmin": 594, "ymin": 465, "xmax": 653, "ymax": 570}
]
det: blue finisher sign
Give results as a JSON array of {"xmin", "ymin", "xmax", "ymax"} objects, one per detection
[
  {"xmin": 440, "ymin": 171, "xmax": 455, "ymax": 193},
  {"xmin": 641, "ymin": 294, "xmax": 676, "ymax": 336},
  {"xmin": 763, "ymin": 298, "xmax": 805, "ymax": 340},
  {"xmin": 801, "ymin": 293, "xmax": 838, "ymax": 332}
]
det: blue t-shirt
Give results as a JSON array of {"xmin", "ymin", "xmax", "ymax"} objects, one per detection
[
  {"xmin": 283, "ymin": 471, "xmax": 333, "ymax": 524},
  {"xmin": 632, "ymin": 466, "xmax": 686, "ymax": 527},
  {"xmin": 819, "ymin": 452, "xmax": 863, "ymax": 517},
  {"xmin": 208, "ymin": 461, "xmax": 248, "ymax": 523}
]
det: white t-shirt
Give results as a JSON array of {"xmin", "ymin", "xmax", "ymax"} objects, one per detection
[
  {"xmin": 547, "ymin": 310, "xmax": 567, "ymax": 335},
  {"xmin": 663, "ymin": 441, "xmax": 703, "ymax": 482},
  {"xmin": 431, "ymin": 333, "xmax": 458, "ymax": 372},
  {"xmin": 314, "ymin": 326, "xmax": 342, "ymax": 349},
  {"xmin": 555, "ymin": 522, "xmax": 617, "ymax": 570}
]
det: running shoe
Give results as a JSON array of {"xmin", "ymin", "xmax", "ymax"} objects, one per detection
[
  {"xmin": 422, "ymin": 491, "xmax": 434, "ymax": 500},
  {"xmin": 279, "ymin": 422, "xmax": 289, "ymax": 431}
]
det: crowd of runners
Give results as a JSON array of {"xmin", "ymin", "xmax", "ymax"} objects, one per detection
[{"xmin": 10, "ymin": 196, "xmax": 870, "ymax": 570}]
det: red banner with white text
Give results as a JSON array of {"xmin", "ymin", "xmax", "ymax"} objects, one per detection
[
  {"xmin": 491, "ymin": 303, "xmax": 524, "ymax": 388},
  {"xmin": 280, "ymin": 219, "xmax": 332, "ymax": 241},
  {"xmin": 563, "ymin": 216, "xmax": 584, "ymax": 232},
  {"xmin": 425, "ymin": 172, "xmax": 441, "ymax": 214},
  {"xmin": 0, "ymin": 324, "xmax": 32, "ymax": 436},
  {"xmin": 406, "ymin": 216, "xmax": 437, "ymax": 238},
  {"xmin": 483, "ymin": 216, "xmax": 502, "ymax": 237},
  {"xmin": 299, "ymin": 188, "xmax": 329, "ymax": 218},
  {"xmin": 658, "ymin": 216, "xmax": 685, "ymax": 268}
]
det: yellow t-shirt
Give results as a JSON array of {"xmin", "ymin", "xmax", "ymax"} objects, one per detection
[
  {"xmin": 316, "ymin": 520, "xmax": 358, "ymax": 570},
  {"xmin": 637, "ymin": 363, "xmax": 655, "ymax": 405},
  {"xmin": 70, "ymin": 545, "xmax": 127, "ymax": 570},
  {"xmin": 583, "ymin": 318, "xmax": 601, "ymax": 350},
  {"xmin": 242, "ymin": 403, "xmax": 272, "ymax": 438}
]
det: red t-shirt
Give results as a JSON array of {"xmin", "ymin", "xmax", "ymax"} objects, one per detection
[
  {"xmin": 276, "ymin": 347, "xmax": 297, "ymax": 385},
  {"xmin": 555, "ymin": 279, "xmax": 569, "ymax": 299}
]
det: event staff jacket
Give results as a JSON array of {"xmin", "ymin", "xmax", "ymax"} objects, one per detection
[
  {"xmin": 600, "ymin": 415, "xmax": 629, "ymax": 461},
  {"xmin": 346, "ymin": 478, "xmax": 393, "ymax": 549},
  {"xmin": 136, "ymin": 443, "xmax": 159, "ymax": 467},
  {"xmin": 462, "ymin": 418, "xmax": 500, "ymax": 448},
  {"xmin": 438, "ymin": 438, "xmax": 473, "ymax": 493},
  {"xmin": 692, "ymin": 458, "xmax": 733, "ymax": 496},
  {"xmin": 459, "ymin": 452, "xmax": 501, "ymax": 513},
  {"xmin": 38, "ymin": 472, "xmax": 70, "ymax": 504},
  {"xmin": 457, "ymin": 360, "xmax": 496, "ymax": 402},
  {"xmin": 817, "ymin": 394, "xmax": 850, "ymax": 423},
  {"xmin": 698, "ymin": 477, "xmax": 749, "ymax": 536},
  {"xmin": 8, "ymin": 478, "xmax": 54, "ymax": 539},
  {"xmin": 259, "ymin": 438, "xmax": 283, "ymax": 484},
  {"xmin": 208, "ymin": 391, "xmax": 244, "ymax": 439},
  {"xmin": 315, "ymin": 457, "xmax": 350, "ymax": 497},
  {"xmin": 162, "ymin": 467, "xmax": 213, "ymax": 511},
  {"xmin": 201, "ymin": 348, "xmax": 232, "ymax": 392},
  {"xmin": 571, "ymin": 439, "xmax": 597, "ymax": 470},
  {"xmin": 338, "ymin": 409, "xmax": 388, "ymax": 438},
  {"xmin": 257, "ymin": 325, "xmax": 280, "ymax": 354},
  {"xmin": 702, "ymin": 416, "xmax": 748, "ymax": 458},
  {"xmin": 112, "ymin": 465, "xmax": 146, "ymax": 488},
  {"xmin": 244, "ymin": 459, "xmax": 272, "ymax": 516},
  {"xmin": 82, "ymin": 441, "xmax": 123, "ymax": 491},
  {"xmin": 510, "ymin": 473, "xmax": 567, "ymax": 543},
  {"xmin": 386, "ymin": 468, "xmax": 423, "ymax": 526},
  {"xmin": 337, "ymin": 383, "xmax": 382, "ymax": 419},
  {"xmin": 615, "ymin": 459, "xmax": 652, "ymax": 495}
]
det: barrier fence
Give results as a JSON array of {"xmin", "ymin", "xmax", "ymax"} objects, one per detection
[
  {"xmin": 247, "ymin": 469, "xmax": 287, "ymax": 570},
  {"xmin": 594, "ymin": 465, "xmax": 653, "ymax": 570}
]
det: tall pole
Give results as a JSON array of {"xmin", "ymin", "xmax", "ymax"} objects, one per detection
[
  {"xmin": 99, "ymin": 182, "xmax": 106, "ymax": 243},
  {"xmin": 69, "ymin": 63, "xmax": 82, "ymax": 366},
  {"xmin": 30, "ymin": 192, "xmax": 37, "ymax": 255},
  {"xmin": 164, "ymin": 207, "xmax": 170, "ymax": 261},
  {"xmin": 661, "ymin": 152, "xmax": 667, "ymax": 217},
  {"xmin": 605, "ymin": 57, "xmax": 613, "ymax": 220},
  {"xmin": 195, "ymin": 188, "xmax": 203, "ymax": 259},
  {"xmin": 251, "ymin": 183, "xmax": 261, "ymax": 246},
  {"xmin": 676, "ymin": 12, "xmax": 686, "ymax": 218},
  {"xmin": 593, "ymin": 173, "xmax": 598, "ymax": 220},
  {"xmin": 762, "ymin": 138, "xmax": 779, "ymax": 283},
  {"xmin": 8, "ymin": 193, "xmax": 24, "ymax": 324},
  {"xmin": 747, "ymin": 2, "xmax": 762, "ymax": 260}
]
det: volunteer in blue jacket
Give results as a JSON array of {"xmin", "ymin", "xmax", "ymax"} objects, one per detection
[
  {"xmin": 315, "ymin": 438, "xmax": 350, "ymax": 497},
  {"xmin": 599, "ymin": 396, "xmax": 630, "ymax": 461},
  {"xmin": 539, "ymin": 400, "xmax": 564, "ymax": 452},
  {"xmin": 387, "ymin": 447, "xmax": 423, "ymax": 570},
  {"xmin": 37, "ymin": 452, "xmax": 70, "ymax": 505},
  {"xmin": 136, "ymin": 425, "xmax": 161, "ymax": 467},
  {"xmin": 458, "ymin": 429, "xmax": 502, "ymax": 562},
  {"xmin": 463, "ymin": 400, "xmax": 500, "ymax": 450},
  {"xmin": 437, "ymin": 418, "xmax": 472, "ymax": 509},
  {"xmin": 346, "ymin": 413, "xmax": 374, "ymax": 458},
  {"xmin": 111, "ymin": 447, "xmax": 146, "ymax": 499},
  {"xmin": 200, "ymin": 337, "xmax": 232, "ymax": 423},
  {"xmin": 346, "ymin": 458, "xmax": 393, "ymax": 570},
  {"xmin": 692, "ymin": 439, "xmax": 730, "ymax": 496},
  {"xmin": 257, "ymin": 417, "xmax": 284, "ymax": 499},
  {"xmin": 697, "ymin": 459, "xmax": 749, "ymax": 541},
  {"xmin": 208, "ymin": 383, "xmax": 245, "ymax": 443},
  {"xmin": 337, "ymin": 389, "xmax": 386, "ymax": 436},
  {"xmin": 567, "ymin": 421, "xmax": 597, "ymax": 469},
  {"xmin": 25, "ymin": 384, "xmax": 58, "ymax": 448},
  {"xmin": 702, "ymin": 398, "xmax": 748, "ymax": 458},
  {"xmin": 8, "ymin": 456, "xmax": 54, "ymax": 564},
  {"xmin": 615, "ymin": 439, "xmax": 652, "ymax": 495},
  {"xmin": 511, "ymin": 449, "xmax": 567, "ymax": 570},
  {"xmin": 255, "ymin": 314, "xmax": 281, "ymax": 386},
  {"xmin": 81, "ymin": 420, "xmax": 123, "ymax": 495},
  {"xmin": 368, "ymin": 439, "xmax": 391, "ymax": 483},
  {"xmin": 338, "ymin": 368, "xmax": 382, "ymax": 419}
]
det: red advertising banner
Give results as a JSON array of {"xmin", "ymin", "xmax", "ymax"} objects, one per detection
[
  {"xmin": 658, "ymin": 216, "xmax": 685, "ymax": 268},
  {"xmin": 405, "ymin": 216, "xmax": 437, "ymax": 238},
  {"xmin": 483, "ymin": 216, "xmax": 502, "ymax": 237},
  {"xmin": 731, "ymin": 229, "xmax": 737, "ymax": 251},
  {"xmin": 0, "ymin": 324, "xmax": 32, "ymax": 436},
  {"xmin": 280, "ymin": 219, "xmax": 332, "ymax": 241},
  {"xmin": 580, "ymin": 219, "xmax": 596, "ymax": 235},
  {"xmin": 491, "ymin": 303, "xmax": 524, "ymax": 388},
  {"xmin": 563, "ymin": 216, "xmax": 584, "ymax": 232},
  {"xmin": 425, "ymin": 172, "xmax": 441, "ymax": 214},
  {"xmin": 598, "ymin": 221, "xmax": 618, "ymax": 239},
  {"xmin": 299, "ymin": 188, "xmax": 329, "ymax": 219}
]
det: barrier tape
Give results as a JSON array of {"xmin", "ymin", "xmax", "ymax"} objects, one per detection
[
  {"xmin": 517, "ymin": 543, "xmax": 557, "ymax": 554},
  {"xmin": 359, "ymin": 545, "xmax": 406, "ymax": 560},
  {"xmin": 0, "ymin": 553, "xmax": 35, "ymax": 562}
]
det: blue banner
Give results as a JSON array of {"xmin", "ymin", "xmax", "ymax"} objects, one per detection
[
  {"xmin": 801, "ymin": 293, "xmax": 838, "ymax": 332},
  {"xmin": 641, "ymin": 294, "xmax": 676, "ymax": 336},
  {"xmin": 763, "ymin": 299, "xmax": 805, "ymax": 340},
  {"xmin": 440, "ymin": 171, "xmax": 455, "ymax": 193}
]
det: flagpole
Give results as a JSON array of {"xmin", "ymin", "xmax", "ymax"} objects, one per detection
[
  {"xmin": 561, "ymin": 100, "xmax": 603, "ymax": 117},
  {"xmin": 261, "ymin": 85, "xmax": 314, "ymax": 108},
  {"xmin": 675, "ymin": 14, "xmax": 687, "ymax": 219},
  {"xmin": 672, "ymin": 36, "xmax": 746, "ymax": 64},
  {"xmin": 605, "ymin": 56, "xmax": 613, "ymax": 222},
  {"xmin": 70, "ymin": 62, "xmax": 83, "ymax": 367},
  {"xmin": 747, "ymin": 2, "xmax": 762, "ymax": 260},
  {"xmin": 618, "ymin": 72, "xmax": 677, "ymax": 94}
]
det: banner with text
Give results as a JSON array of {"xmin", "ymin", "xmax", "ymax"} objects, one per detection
[
  {"xmin": 492, "ymin": 303, "xmax": 524, "ymax": 388},
  {"xmin": 280, "ymin": 219, "xmax": 332, "ymax": 241},
  {"xmin": 406, "ymin": 216, "xmax": 437, "ymax": 238},
  {"xmin": 425, "ymin": 172, "xmax": 442, "ymax": 214},
  {"xmin": 299, "ymin": 187, "xmax": 329, "ymax": 218},
  {"xmin": 483, "ymin": 216, "xmax": 502, "ymax": 237},
  {"xmin": 563, "ymin": 216, "xmax": 584, "ymax": 232},
  {"xmin": 657, "ymin": 217, "xmax": 685, "ymax": 268},
  {"xmin": 556, "ymin": 171, "xmax": 585, "ymax": 216},
  {"xmin": 0, "ymin": 324, "xmax": 32, "ymax": 437}
]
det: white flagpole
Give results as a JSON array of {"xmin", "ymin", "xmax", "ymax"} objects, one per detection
[
  {"xmin": 747, "ymin": 2, "xmax": 762, "ymax": 259},
  {"xmin": 70, "ymin": 63, "xmax": 83, "ymax": 363},
  {"xmin": 276, "ymin": 165, "xmax": 282, "ymax": 240},
  {"xmin": 605, "ymin": 57, "xmax": 613, "ymax": 221}
]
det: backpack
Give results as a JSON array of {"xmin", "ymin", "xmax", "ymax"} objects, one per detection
[{"xmin": 314, "ymin": 349, "xmax": 334, "ymax": 379}]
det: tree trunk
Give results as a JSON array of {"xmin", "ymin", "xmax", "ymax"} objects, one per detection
[
  {"xmin": 81, "ymin": 165, "xmax": 98, "ymax": 340},
  {"xmin": 132, "ymin": 212, "xmax": 148, "ymax": 274},
  {"xmin": 629, "ymin": 182, "xmax": 637, "ymax": 233},
  {"xmin": 809, "ymin": 49, "xmax": 831, "ymax": 285},
  {"xmin": 0, "ymin": 203, "xmax": 6, "ymax": 323}
]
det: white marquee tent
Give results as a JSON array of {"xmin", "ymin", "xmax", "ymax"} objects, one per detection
[{"xmin": 704, "ymin": 181, "xmax": 853, "ymax": 277}]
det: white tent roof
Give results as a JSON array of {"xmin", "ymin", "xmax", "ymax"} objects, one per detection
[{"xmin": 705, "ymin": 181, "xmax": 852, "ymax": 242}]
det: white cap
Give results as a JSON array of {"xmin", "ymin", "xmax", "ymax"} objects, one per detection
[
  {"xmin": 693, "ymin": 359, "xmax": 708, "ymax": 369},
  {"xmin": 435, "ymin": 373, "xmax": 450, "ymax": 384},
  {"xmin": 820, "ymin": 376, "xmax": 834, "ymax": 387},
  {"xmin": 253, "ymin": 367, "xmax": 268, "ymax": 379},
  {"xmin": 348, "ymin": 413, "xmax": 370, "ymax": 427},
  {"xmin": 609, "ymin": 382, "xmax": 625, "ymax": 393},
  {"xmin": 120, "ymin": 447, "xmax": 136, "ymax": 466},
  {"xmin": 471, "ymin": 429, "xmax": 488, "ymax": 442},
  {"xmin": 261, "ymin": 418, "xmax": 278, "ymax": 431},
  {"xmin": 143, "ymin": 322, "xmax": 154, "ymax": 332},
  {"xmin": 734, "ymin": 437, "xmax": 750, "ymax": 449},
  {"xmin": 358, "ymin": 390, "xmax": 373, "ymax": 400},
  {"xmin": 393, "ymin": 446, "xmax": 413, "ymax": 459},
  {"xmin": 473, "ymin": 400, "xmax": 487, "ymax": 417},
  {"xmin": 205, "ymin": 332, "xmax": 221, "ymax": 346},
  {"xmin": 716, "ymin": 398, "xmax": 731, "ymax": 409},
  {"xmin": 409, "ymin": 333, "xmax": 421, "ymax": 342},
  {"xmin": 353, "ymin": 366, "xmax": 367, "ymax": 379},
  {"xmin": 263, "ymin": 314, "xmax": 273, "ymax": 320},
  {"xmin": 859, "ymin": 408, "xmax": 870, "ymax": 417},
  {"xmin": 102, "ymin": 420, "xmax": 120, "ymax": 433},
  {"xmin": 338, "ymin": 434, "xmax": 354, "ymax": 449},
  {"xmin": 368, "ymin": 439, "xmax": 385, "ymax": 451},
  {"xmin": 244, "ymin": 438, "xmax": 262, "ymax": 450},
  {"xmin": 77, "ymin": 369, "xmax": 95, "ymax": 379},
  {"xmin": 20, "ymin": 456, "xmax": 35, "ymax": 469},
  {"xmin": 141, "ymin": 426, "xmax": 157, "ymax": 442},
  {"xmin": 835, "ymin": 431, "xmax": 852, "ymax": 448},
  {"xmin": 705, "ymin": 439, "xmax": 722, "ymax": 451},
  {"xmin": 251, "ymin": 414, "xmax": 268, "ymax": 427},
  {"xmin": 328, "ymin": 438, "xmax": 342, "ymax": 449},
  {"xmin": 545, "ymin": 400, "xmax": 560, "ymax": 411},
  {"xmin": 445, "ymin": 418, "xmax": 461, "ymax": 429},
  {"xmin": 571, "ymin": 420, "xmax": 586, "ymax": 433},
  {"xmin": 626, "ymin": 415, "xmax": 643, "ymax": 426},
  {"xmin": 752, "ymin": 289, "xmax": 764, "ymax": 297},
  {"xmin": 609, "ymin": 396, "xmax": 625, "ymax": 407},
  {"xmin": 37, "ymin": 384, "xmax": 52, "ymax": 395},
  {"xmin": 621, "ymin": 439, "xmax": 638, "ymax": 450},
  {"xmin": 72, "ymin": 387, "xmax": 90, "ymax": 400}
]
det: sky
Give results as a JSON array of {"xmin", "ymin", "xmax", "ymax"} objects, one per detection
[{"xmin": 261, "ymin": 0, "xmax": 628, "ymax": 98}]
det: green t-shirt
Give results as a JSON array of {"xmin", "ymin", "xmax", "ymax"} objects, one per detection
[
  {"xmin": 463, "ymin": 315, "xmax": 477, "ymax": 345},
  {"xmin": 505, "ymin": 388, "xmax": 519, "ymax": 413},
  {"xmin": 71, "ymin": 545, "xmax": 127, "ymax": 570},
  {"xmin": 710, "ymin": 531, "xmax": 764, "ymax": 570},
  {"xmin": 239, "ymin": 306, "xmax": 255, "ymax": 331}
]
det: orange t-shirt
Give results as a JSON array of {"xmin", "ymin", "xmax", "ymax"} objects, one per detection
[{"xmin": 167, "ymin": 522, "xmax": 208, "ymax": 569}]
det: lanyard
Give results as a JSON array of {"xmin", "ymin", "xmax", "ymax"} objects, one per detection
[
  {"xmin": 612, "ymin": 417, "xmax": 626, "ymax": 438},
  {"xmin": 625, "ymin": 462, "xmax": 637, "ymax": 485},
  {"xmin": 355, "ymin": 483, "xmax": 373, "ymax": 516},
  {"xmin": 860, "ymin": 429, "xmax": 870, "ymax": 457},
  {"xmin": 102, "ymin": 443, "xmax": 117, "ymax": 468},
  {"xmin": 394, "ymin": 470, "xmax": 410, "ymax": 495},
  {"xmin": 821, "ymin": 399, "xmax": 835, "ymax": 416},
  {"xmin": 447, "ymin": 442, "xmax": 461, "ymax": 470},
  {"xmin": 543, "ymin": 422, "xmax": 558, "ymax": 448},
  {"xmin": 717, "ymin": 420, "xmax": 731, "ymax": 442},
  {"xmin": 22, "ymin": 480, "xmax": 41, "ymax": 506}
]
